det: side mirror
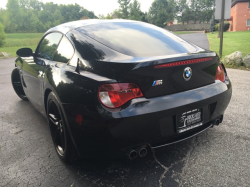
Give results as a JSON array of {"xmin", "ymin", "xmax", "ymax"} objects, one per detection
[{"xmin": 16, "ymin": 48, "xmax": 33, "ymax": 57}]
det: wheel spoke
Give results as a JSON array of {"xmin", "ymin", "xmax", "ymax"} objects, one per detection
[
  {"xmin": 58, "ymin": 120, "xmax": 65, "ymax": 150},
  {"xmin": 49, "ymin": 113, "xmax": 59, "ymax": 126}
]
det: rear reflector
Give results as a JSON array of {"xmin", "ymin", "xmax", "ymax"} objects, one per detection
[
  {"xmin": 99, "ymin": 83, "xmax": 143, "ymax": 108},
  {"xmin": 75, "ymin": 114, "xmax": 83, "ymax": 124},
  {"xmin": 215, "ymin": 64, "xmax": 226, "ymax": 82},
  {"xmin": 154, "ymin": 57, "xmax": 212, "ymax": 68}
]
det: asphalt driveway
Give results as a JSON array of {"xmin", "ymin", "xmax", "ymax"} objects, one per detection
[
  {"xmin": 0, "ymin": 33, "xmax": 250, "ymax": 187},
  {"xmin": 179, "ymin": 32, "xmax": 210, "ymax": 50}
]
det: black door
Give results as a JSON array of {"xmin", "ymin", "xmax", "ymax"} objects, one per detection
[{"xmin": 21, "ymin": 32, "xmax": 63, "ymax": 107}]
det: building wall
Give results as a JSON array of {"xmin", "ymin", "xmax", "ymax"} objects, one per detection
[
  {"xmin": 229, "ymin": 4, "xmax": 237, "ymax": 31},
  {"xmin": 230, "ymin": 2, "xmax": 250, "ymax": 31}
]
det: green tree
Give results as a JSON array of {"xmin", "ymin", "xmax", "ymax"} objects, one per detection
[
  {"xmin": 28, "ymin": 0, "xmax": 43, "ymax": 11},
  {"xmin": 190, "ymin": 0, "xmax": 202, "ymax": 23},
  {"xmin": 129, "ymin": 0, "xmax": 142, "ymax": 21},
  {"xmin": 59, "ymin": 4, "xmax": 83, "ymax": 22},
  {"xmin": 177, "ymin": 0, "xmax": 214, "ymax": 24},
  {"xmin": 59, "ymin": 3, "xmax": 97, "ymax": 23},
  {"xmin": 87, "ymin": 11, "xmax": 97, "ymax": 19},
  {"xmin": 38, "ymin": 3, "xmax": 63, "ymax": 30},
  {"xmin": 199, "ymin": 0, "xmax": 214, "ymax": 23},
  {"xmin": 19, "ymin": 0, "xmax": 43, "ymax": 12},
  {"xmin": 117, "ymin": 0, "xmax": 131, "ymax": 19},
  {"xmin": 106, "ymin": 13, "xmax": 113, "ymax": 19},
  {"xmin": 19, "ymin": 9, "xmax": 39, "ymax": 32},
  {"xmin": 3, "ymin": 0, "xmax": 98, "ymax": 33},
  {"xmin": 177, "ymin": 0, "xmax": 189, "ymax": 24},
  {"xmin": 0, "ymin": 9, "xmax": 6, "ymax": 23},
  {"xmin": 141, "ymin": 12, "xmax": 148, "ymax": 22},
  {"xmin": 5, "ymin": 0, "xmax": 21, "ymax": 32},
  {"xmin": 181, "ymin": 7, "xmax": 192, "ymax": 24},
  {"xmin": 98, "ymin": 14, "xmax": 106, "ymax": 19},
  {"xmin": 148, "ymin": 0, "xmax": 176, "ymax": 27},
  {"xmin": 113, "ymin": 9, "xmax": 122, "ymax": 18},
  {"xmin": 0, "ymin": 23, "xmax": 6, "ymax": 47}
]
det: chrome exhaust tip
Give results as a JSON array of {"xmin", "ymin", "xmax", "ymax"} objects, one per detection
[
  {"xmin": 212, "ymin": 115, "xmax": 223, "ymax": 126},
  {"xmin": 127, "ymin": 149, "xmax": 137, "ymax": 160},
  {"xmin": 138, "ymin": 147, "xmax": 147, "ymax": 157},
  {"xmin": 215, "ymin": 119, "xmax": 220, "ymax": 126},
  {"xmin": 219, "ymin": 115, "xmax": 223, "ymax": 123}
]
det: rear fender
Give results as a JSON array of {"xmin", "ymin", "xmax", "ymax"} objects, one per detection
[{"xmin": 43, "ymin": 64, "xmax": 115, "ymax": 156}]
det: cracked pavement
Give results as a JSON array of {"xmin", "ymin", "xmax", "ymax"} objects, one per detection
[{"xmin": 1, "ymin": 33, "xmax": 250, "ymax": 187}]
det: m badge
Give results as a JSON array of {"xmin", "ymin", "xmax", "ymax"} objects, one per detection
[{"xmin": 152, "ymin": 80, "xmax": 163, "ymax": 86}]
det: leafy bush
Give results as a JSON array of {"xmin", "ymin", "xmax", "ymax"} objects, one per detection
[
  {"xmin": 215, "ymin": 23, "xmax": 219, "ymax": 31},
  {"xmin": 223, "ymin": 22, "xmax": 230, "ymax": 31},
  {"xmin": 0, "ymin": 23, "xmax": 6, "ymax": 47},
  {"xmin": 214, "ymin": 22, "xmax": 230, "ymax": 32}
]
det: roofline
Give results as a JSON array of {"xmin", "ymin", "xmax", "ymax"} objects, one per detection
[
  {"xmin": 231, "ymin": 0, "xmax": 250, "ymax": 7},
  {"xmin": 44, "ymin": 19, "xmax": 140, "ymax": 35}
]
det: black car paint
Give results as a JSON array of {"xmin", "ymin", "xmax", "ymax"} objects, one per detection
[{"xmin": 14, "ymin": 20, "xmax": 232, "ymax": 158}]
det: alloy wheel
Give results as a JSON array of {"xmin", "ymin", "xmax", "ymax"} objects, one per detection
[{"xmin": 48, "ymin": 100, "xmax": 66, "ymax": 156}]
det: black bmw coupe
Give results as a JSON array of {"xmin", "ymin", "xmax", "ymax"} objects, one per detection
[{"xmin": 12, "ymin": 19, "xmax": 232, "ymax": 162}]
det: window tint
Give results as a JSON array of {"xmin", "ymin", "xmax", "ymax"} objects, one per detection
[
  {"xmin": 248, "ymin": 2, "xmax": 250, "ymax": 8},
  {"xmin": 37, "ymin": 33, "xmax": 62, "ymax": 60},
  {"xmin": 53, "ymin": 36, "xmax": 74, "ymax": 63},
  {"xmin": 77, "ymin": 22, "xmax": 197, "ymax": 57}
]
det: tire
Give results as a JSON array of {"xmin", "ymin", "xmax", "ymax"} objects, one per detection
[
  {"xmin": 47, "ymin": 92, "xmax": 79, "ymax": 162},
  {"xmin": 11, "ymin": 68, "xmax": 28, "ymax": 101}
]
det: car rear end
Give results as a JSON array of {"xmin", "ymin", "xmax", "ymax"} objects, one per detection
[
  {"xmin": 63, "ymin": 21, "xmax": 232, "ymax": 159},
  {"xmin": 93, "ymin": 57, "xmax": 231, "ymax": 158},
  {"xmin": 63, "ymin": 61, "xmax": 231, "ymax": 159}
]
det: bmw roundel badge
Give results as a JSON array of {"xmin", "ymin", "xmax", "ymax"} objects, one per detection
[{"xmin": 183, "ymin": 67, "xmax": 192, "ymax": 81}]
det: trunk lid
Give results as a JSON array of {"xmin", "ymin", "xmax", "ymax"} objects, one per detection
[
  {"xmin": 126, "ymin": 55, "xmax": 219, "ymax": 98},
  {"xmin": 88, "ymin": 52, "xmax": 220, "ymax": 98}
]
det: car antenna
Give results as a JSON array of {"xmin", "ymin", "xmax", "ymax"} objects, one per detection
[{"xmin": 76, "ymin": 58, "xmax": 80, "ymax": 74}]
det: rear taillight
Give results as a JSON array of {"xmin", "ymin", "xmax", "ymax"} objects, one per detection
[
  {"xmin": 215, "ymin": 64, "xmax": 226, "ymax": 82},
  {"xmin": 98, "ymin": 83, "xmax": 143, "ymax": 108}
]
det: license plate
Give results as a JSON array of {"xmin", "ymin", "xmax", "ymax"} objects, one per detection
[{"xmin": 176, "ymin": 108, "xmax": 203, "ymax": 134}]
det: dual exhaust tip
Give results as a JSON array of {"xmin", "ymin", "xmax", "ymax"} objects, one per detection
[
  {"xmin": 127, "ymin": 146, "xmax": 148, "ymax": 160},
  {"xmin": 128, "ymin": 116, "xmax": 224, "ymax": 160}
]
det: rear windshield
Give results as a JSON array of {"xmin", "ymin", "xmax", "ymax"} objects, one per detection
[{"xmin": 77, "ymin": 22, "xmax": 197, "ymax": 57}]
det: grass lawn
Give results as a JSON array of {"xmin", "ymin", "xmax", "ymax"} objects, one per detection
[
  {"xmin": 0, "ymin": 46, "xmax": 37, "ymax": 57},
  {"xmin": 207, "ymin": 31, "xmax": 250, "ymax": 60},
  {"xmin": 0, "ymin": 33, "xmax": 43, "ymax": 57}
]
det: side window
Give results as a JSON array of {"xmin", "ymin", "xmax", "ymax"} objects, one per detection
[
  {"xmin": 37, "ymin": 33, "xmax": 62, "ymax": 60},
  {"xmin": 53, "ymin": 36, "xmax": 74, "ymax": 63}
]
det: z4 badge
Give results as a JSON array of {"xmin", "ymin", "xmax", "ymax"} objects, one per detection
[{"xmin": 152, "ymin": 80, "xmax": 163, "ymax": 86}]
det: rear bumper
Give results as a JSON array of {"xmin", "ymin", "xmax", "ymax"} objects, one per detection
[{"xmin": 63, "ymin": 80, "xmax": 232, "ymax": 158}]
